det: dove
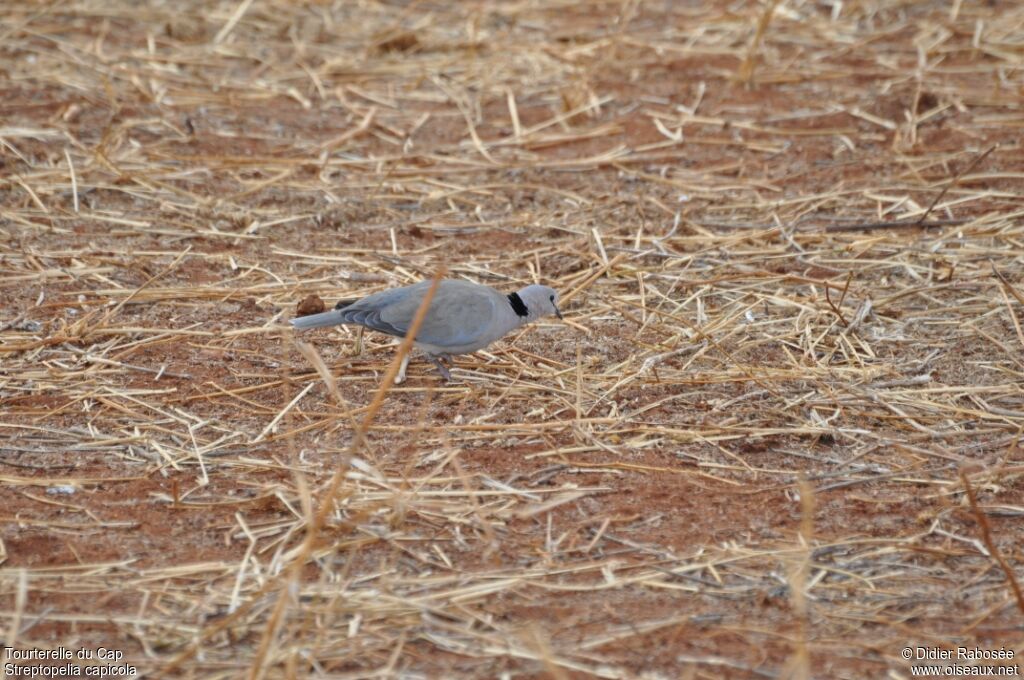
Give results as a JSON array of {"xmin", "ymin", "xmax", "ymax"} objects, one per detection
[{"xmin": 291, "ymin": 279, "xmax": 562, "ymax": 382}]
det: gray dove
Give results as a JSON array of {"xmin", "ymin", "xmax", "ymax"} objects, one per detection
[{"xmin": 291, "ymin": 279, "xmax": 562, "ymax": 382}]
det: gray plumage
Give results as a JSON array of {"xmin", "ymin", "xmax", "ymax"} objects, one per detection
[{"xmin": 291, "ymin": 279, "xmax": 562, "ymax": 381}]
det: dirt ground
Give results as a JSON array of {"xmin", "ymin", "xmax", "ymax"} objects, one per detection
[{"xmin": 2, "ymin": 0, "xmax": 1023, "ymax": 678}]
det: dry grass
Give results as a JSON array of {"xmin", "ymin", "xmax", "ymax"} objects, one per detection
[{"xmin": 2, "ymin": 0, "xmax": 1024, "ymax": 677}]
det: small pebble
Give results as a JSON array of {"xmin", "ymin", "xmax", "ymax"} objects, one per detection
[
  {"xmin": 297, "ymin": 294, "xmax": 326, "ymax": 316},
  {"xmin": 46, "ymin": 485, "xmax": 77, "ymax": 495}
]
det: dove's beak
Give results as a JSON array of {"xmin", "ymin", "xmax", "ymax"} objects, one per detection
[{"xmin": 554, "ymin": 305, "xmax": 563, "ymax": 320}]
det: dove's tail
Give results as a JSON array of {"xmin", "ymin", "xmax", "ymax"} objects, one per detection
[
  {"xmin": 290, "ymin": 309, "xmax": 347, "ymax": 330},
  {"xmin": 290, "ymin": 299, "xmax": 360, "ymax": 330}
]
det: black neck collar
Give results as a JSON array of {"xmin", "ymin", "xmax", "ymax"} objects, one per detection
[{"xmin": 507, "ymin": 292, "xmax": 529, "ymax": 318}]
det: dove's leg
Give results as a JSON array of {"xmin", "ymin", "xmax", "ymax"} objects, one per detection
[
  {"xmin": 352, "ymin": 326, "xmax": 364, "ymax": 357},
  {"xmin": 427, "ymin": 355, "xmax": 451, "ymax": 381},
  {"xmin": 394, "ymin": 353, "xmax": 411, "ymax": 385}
]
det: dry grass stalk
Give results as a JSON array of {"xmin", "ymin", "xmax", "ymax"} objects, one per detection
[
  {"xmin": 959, "ymin": 470, "xmax": 1024, "ymax": 617},
  {"xmin": 1, "ymin": 0, "xmax": 1023, "ymax": 676}
]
